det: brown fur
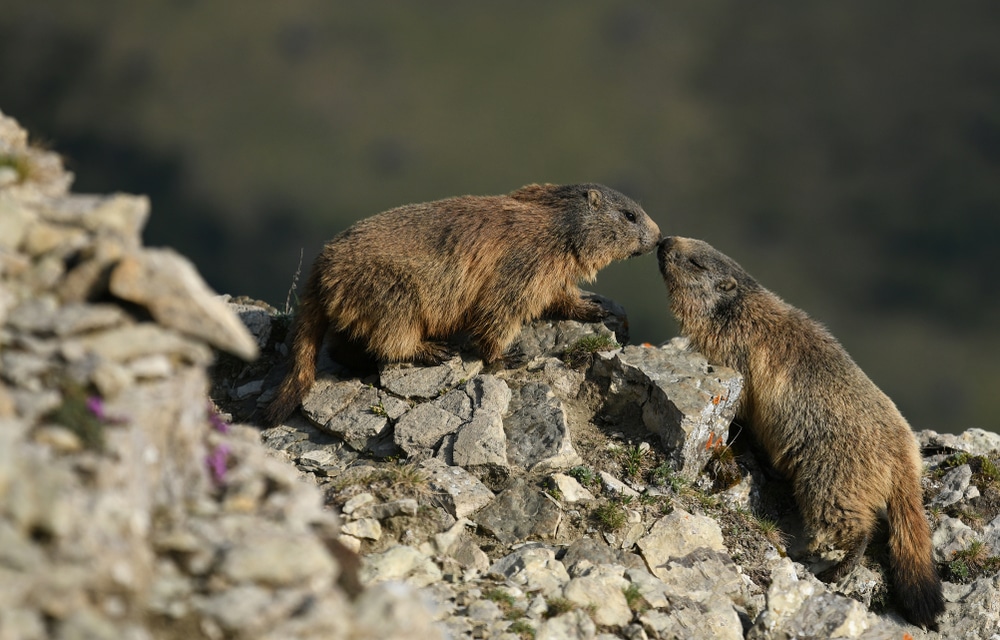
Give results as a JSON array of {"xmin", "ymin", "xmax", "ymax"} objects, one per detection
[
  {"xmin": 657, "ymin": 236, "xmax": 943, "ymax": 629},
  {"xmin": 264, "ymin": 183, "xmax": 660, "ymax": 426}
]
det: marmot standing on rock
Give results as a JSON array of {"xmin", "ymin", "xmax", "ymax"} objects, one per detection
[
  {"xmin": 657, "ymin": 236, "xmax": 944, "ymax": 629},
  {"xmin": 263, "ymin": 183, "xmax": 661, "ymax": 426}
]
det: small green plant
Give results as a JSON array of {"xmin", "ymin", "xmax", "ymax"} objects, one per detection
[
  {"xmin": 544, "ymin": 596, "xmax": 576, "ymax": 619},
  {"xmin": 948, "ymin": 558, "xmax": 971, "ymax": 582},
  {"xmin": 622, "ymin": 584, "xmax": 648, "ymax": 613},
  {"xmin": 568, "ymin": 465, "xmax": 598, "ymax": 487},
  {"xmin": 43, "ymin": 382, "xmax": 109, "ymax": 451},
  {"xmin": 652, "ymin": 462, "xmax": 688, "ymax": 493},
  {"xmin": 621, "ymin": 444, "xmax": 647, "ymax": 479},
  {"xmin": 382, "ymin": 462, "xmax": 428, "ymax": 491},
  {"xmin": 979, "ymin": 456, "xmax": 1000, "ymax": 483},
  {"xmin": 0, "ymin": 154, "xmax": 33, "ymax": 183},
  {"xmin": 937, "ymin": 452, "xmax": 972, "ymax": 476},
  {"xmin": 563, "ymin": 335, "xmax": 620, "ymax": 367},
  {"xmin": 508, "ymin": 619, "xmax": 535, "ymax": 639},
  {"xmin": 543, "ymin": 481, "xmax": 564, "ymax": 502},
  {"xmin": 370, "ymin": 402, "xmax": 388, "ymax": 417},
  {"xmin": 592, "ymin": 501, "xmax": 628, "ymax": 532},
  {"xmin": 755, "ymin": 516, "xmax": 786, "ymax": 548},
  {"xmin": 947, "ymin": 539, "xmax": 1000, "ymax": 582},
  {"xmin": 484, "ymin": 587, "xmax": 517, "ymax": 609}
]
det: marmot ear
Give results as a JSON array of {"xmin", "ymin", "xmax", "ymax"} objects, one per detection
[
  {"xmin": 587, "ymin": 188, "xmax": 603, "ymax": 209},
  {"xmin": 717, "ymin": 277, "xmax": 737, "ymax": 292}
]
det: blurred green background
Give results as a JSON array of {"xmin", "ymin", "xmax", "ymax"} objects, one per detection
[{"xmin": 2, "ymin": 2, "xmax": 997, "ymax": 435}]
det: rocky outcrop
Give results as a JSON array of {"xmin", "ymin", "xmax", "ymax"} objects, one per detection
[
  {"xmin": 0, "ymin": 110, "xmax": 440, "ymax": 640},
  {"xmin": 4, "ymin": 110, "xmax": 1000, "ymax": 639}
]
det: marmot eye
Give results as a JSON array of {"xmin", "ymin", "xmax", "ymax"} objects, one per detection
[
  {"xmin": 688, "ymin": 257, "xmax": 706, "ymax": 270},
  {"xmin": 621, "ymin": 209, "xmax": 637, "ymax": 223}
]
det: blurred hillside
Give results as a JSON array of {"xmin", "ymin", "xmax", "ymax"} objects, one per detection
[{"xmin": 1, "ymin": 1, "xmax": 997, "ymax": 433}]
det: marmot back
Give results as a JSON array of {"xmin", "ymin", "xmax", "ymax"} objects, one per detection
[
  {"xmin": 657, "ymin": 236, "xmax": 944, "ymax": 630},
  {"xmin": 264, "ymin": 183, "xmax": 660, "ymax": 426}
]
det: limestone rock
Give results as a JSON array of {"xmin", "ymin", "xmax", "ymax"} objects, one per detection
[
  {"xmin": 474, "ymin": 478, "xmax": 563, "ymax": 545},
  {"xmin": 109, "ymin": 248, "xmax": 258, "ymax": 360},
  {"xmin": 488, "ymin": 545, "xmax": 571, "ymax": 597},
  {"xmin": 380, "ymin": 356, "xmax": 482, "ymax": 399},
  {"xmin": 420, "ymin": 458, "xmax": 494, "ymax": 519},
  {"xmin": 637, "ymin": 508, "xmax": 726, "ymax": 580},
  {"xmin": 562, "ymin": 575, "xmax": 632, "ymax": 627},
  {"xmin": 592, "ymin": 341, "xmax": 743, "ymax": 481},
  {"xmin": 395, "ymin": 402, "xmax": 463, "ymax": 456},
  {"xmin": 931, "ymin": 464, "xmax": 974, "ymax": 508},
  {"xmin": 505, "ymin": 382, "xmax": 583, "ymax": 472},
  {"xmin": 550, "ymin": 473, "xmax": 596, "ymax": 503},
  {"xmin": 360, "ymin": 545, "xmax": 443, "ymax": 588}
]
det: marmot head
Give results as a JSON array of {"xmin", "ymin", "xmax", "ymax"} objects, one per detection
[
  {"xmin": 657, "ymin": 236, "xmax": 760, "ymax": 331},
  {"xmin": 511, "ymin": 183, "xmax": 661, "ymax": 275}
]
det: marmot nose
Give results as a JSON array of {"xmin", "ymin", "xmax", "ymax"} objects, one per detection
[{"xmin": 658, "ymin": 237, "xmax": 676, "ymax": 252}]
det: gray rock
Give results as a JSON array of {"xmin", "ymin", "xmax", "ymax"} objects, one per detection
[
  {"xmin": 448, "ymin": 538, "xmax": 491, "ymax": 574},
  {"xmin": 639, "ymin": 595, "xmax": 743, "ymax": 640},
  {"xmin": 524, "ymin": 356, "xmax": 588, "ymax": 400},
  {"xmin": 931, "ymin": 464, "xmax": 973, "ymax": 508},
  {"xmin": 536, "ymin": 608, "xmax": 597, "ymax": 640},
  {"xmin": 301, "ymin": 377, "xmax": 363, "ymax": 423},
  {"xmin": 22, "ymin": 221, "xmax": 88, "ymax": 258},
  {"xmin": 599, "ymin": 470, "xmax": 641, "ymax": 497},
  {"xmin": 355, "ymin": 498, "xmax": 420, "ymax": 521},
  {"xmin": 353, "ymin": 583, "xmax": 448, "ymax": 640},
  {"xmin": 0, "ymin": 196, "xmax": 37, "ymax": 251},
  {"xmin": 747, "ymin": 557, "xmax": 891, "ymax": 640},
  {"xmin": 488, "ymin": 545, "xmax": 571, "ymax": 597},
  {"xmin": 450, "ymin": 377, "xmax": 512, "ymax": 470},
  {"xmin": 651, "ymin": 547, "xmax": 747, "ymax": 606},
  {"xmin": 61, "ymin": 324, "xmax": 212, "ymax": 366},
  {"xmin": 592, "ymin": 341, "xmax": 743, "ymax": 481},
  {"xmin": 474, "ymin": 478, "xmax": 562, "ymax": 544},
  {"xmin": 341, "ymin": 518, "xmax": 382, "ymax": 540},
  {"xmin": 109, "ymin": 248, "xmax": 258, "ymax": 360},
  {"xmin": 195, "ymin": 584, "xmax": 303, "ymax": 635},
  {"xmin": 938, "ymin": 574, "xmax": 1000, "ymax": 639},
  {"xmin": 636, "ymin": 508, "xmax": 726, "ymax": 580},
  {"xmin": 224, "ymin": 297, "xmax": 274, "ymax": 348},
  {"xmin": 452, "ymin": 411, "xmax": 509, "ymax": 470},
  {"xmin": 6, "ymin": 296, "xmax": 59, "ymax": 334},
  {"xmin": 550, "ymin": 473, "xmax": 595, "ymax": 503},
  {"xmin": 360, "ymin": 545, "xmax": 443, "ymax": 588},
  {"xmin": 380, "ymin": 356, "xmax": 482, "ymax": 399},
  {"xmin": 394, "ymin": 402, "xmax": 464, "ymax": 456},
  {"xmin": 465, "ymin": 374, "xmax": 512, "ymax": 414},
  {"xmin": 420, "ymin": 458, "xmax": 494, "ymax": 519},
  {"xmin": 304, "ymin": 382, "xmax": 396, "ymax": 455},
  {"xmin": 508, "ymin": 291, "xmax": 628, "ymax": 360},
  {"xmin": 505, "ymin": 382, "xmax": 583, "ymax": 472},
  {"xmin": 433, "ymin": 387, "xmax": 474, "ymax": 421},
  {"xmin": 918, "ymin": 427, "xmax": 1000, "ymax": 456},
  {"xmin": 984, "ymin": 514, "xmax": 1000, "ymax": 555},
  {"xmin": 562, "ymin": 575, "xmax": 632, "ymax": 627},
  {"xmin": 932, "ymin": 516, "xmax": 979, "ymax": 564}
]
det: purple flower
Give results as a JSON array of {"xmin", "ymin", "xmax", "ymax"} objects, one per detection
[
  {"xmin": 85, "ymin": 395, "xmax": 128, "ymax": 424},
  {"xmin": 86, "ymin": 396, "xmax": 107, "ymax": 421},
  {"xmin": 207, "ymin": 404, "xmax": 230, "ymax": 433},
  {"xmin": 206, "ymin": 443, "xmax": 231, "ymax": 485}
]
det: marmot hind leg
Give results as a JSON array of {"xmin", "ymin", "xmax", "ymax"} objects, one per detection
[{"xmin": 816, "ymin": 530, "xmax": 871, "ymax": 583}]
